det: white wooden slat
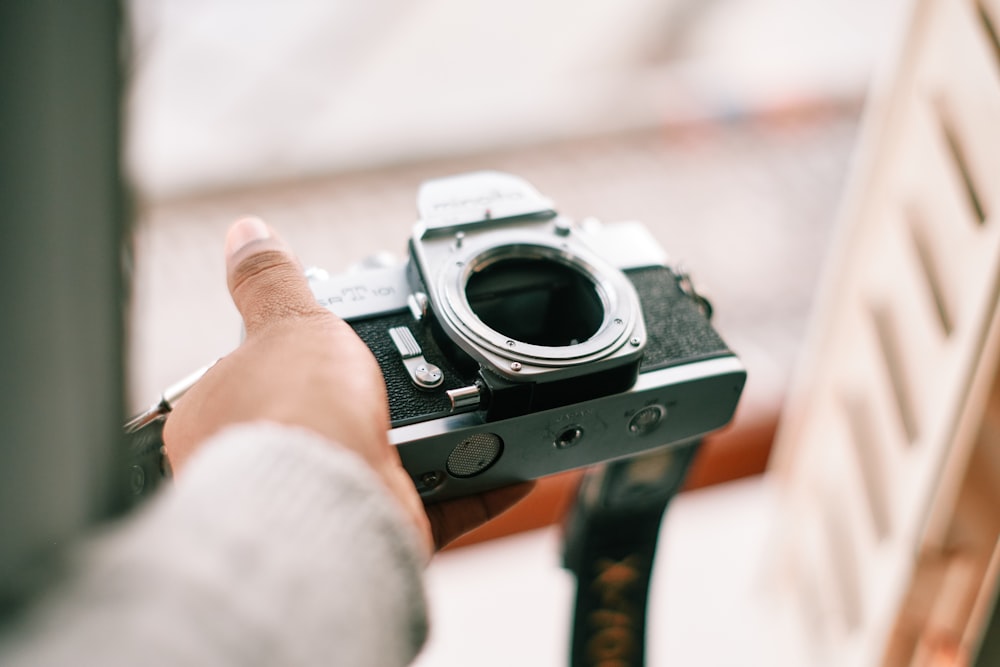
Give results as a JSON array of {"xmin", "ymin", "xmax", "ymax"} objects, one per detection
[
  {"xmin": 983, "ymin": 0, "xmax": 1000, "ymax": 31},
  {"xmin": 970, "ymin": 0, "xmax": 1000, "ymax": 95},
  {"xmin": 862, "ymin": 218, "xmax": 950, "ymax": 448},
  {"xmin": 789, "ymin": 465, "xmax": 864, "ymax": 638},
  {"xmin": 900, "ymin": 100, "xmax": 998, "ymax": 333},
  {"xmin": 837, "ymin": 292, "xmax": 911, "ymax": 540},
  {"xmin": 923, "ymin": 0, "xmax": 1000, "ymax": 225}
]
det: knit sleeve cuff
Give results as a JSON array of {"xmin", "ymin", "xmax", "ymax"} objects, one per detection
[{"xmin": 151, "ymin": 421, "xmax": 430, "ymax": 666}]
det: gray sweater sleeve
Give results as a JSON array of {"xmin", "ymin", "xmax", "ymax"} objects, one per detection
[{"xmin": 0, "ymin": 422, "xmax": 429, "ymax": 667}]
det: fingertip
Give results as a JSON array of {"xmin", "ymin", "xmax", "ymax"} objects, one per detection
[
  {"xmin": 223, "ymin": 217, "xmax": 318, "ymax": 331},
  {"xmin": 225, "ymin": 216, "xmax": 271, "ymax": 260}
]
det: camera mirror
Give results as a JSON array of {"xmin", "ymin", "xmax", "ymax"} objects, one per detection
[{"xmin": 465, "ymin": 258, "xmax": 604, "ymax": 347}]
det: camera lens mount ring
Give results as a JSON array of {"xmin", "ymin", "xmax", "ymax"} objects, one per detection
[{"xmin": 435, "ymin": 231, "xmax": 642, "ymax": 371}]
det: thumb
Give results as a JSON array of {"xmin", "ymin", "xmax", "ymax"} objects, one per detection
[{"xmin": 225, "ymin": 217, "xmax": 322, "ymax": 334}]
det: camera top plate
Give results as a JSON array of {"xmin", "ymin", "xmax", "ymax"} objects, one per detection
[{"xmin": 416, "ymin": 171, "xmax": 556, "ymax": 233}]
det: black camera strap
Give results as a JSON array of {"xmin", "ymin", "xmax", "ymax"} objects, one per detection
[{"xmin": 562, "ymin": 441, "xmax": 700, "ymax": 667}]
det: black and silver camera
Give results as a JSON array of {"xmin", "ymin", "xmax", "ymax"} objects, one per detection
[{"xmin": 306, "ymin": 171, "xmax": 745, "ymax": 501}]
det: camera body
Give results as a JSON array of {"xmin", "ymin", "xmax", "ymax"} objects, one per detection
[{"xmin": 308, "ymin": 172, "xmax": 745, "ymax": 501}]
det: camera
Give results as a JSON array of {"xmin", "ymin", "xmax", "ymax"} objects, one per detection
[{"xmin": 307, "ymin": 171, "xmax": 745, "ymax": 501}]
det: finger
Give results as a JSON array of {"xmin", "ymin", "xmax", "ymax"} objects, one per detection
[
  {"xmin": 425, "ymin": 481, "xmax": 536, "ymax": 550},
  {"xmin": 224, "ymin": 217, "xmax": 323, "ymax": 334}
]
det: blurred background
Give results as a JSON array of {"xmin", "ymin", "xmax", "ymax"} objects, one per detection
[
  {"xmin": 126, "ymin": 0, "xmax": 904, "ymax": 410},
  {"xmin": 123, "ymin": 1, "xmax": 911, "ymax": 665}
]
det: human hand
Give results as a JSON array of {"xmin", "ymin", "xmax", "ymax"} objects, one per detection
[{"xmin": 162, "ymin": 217, "xmax": 533, "ymax": 554}]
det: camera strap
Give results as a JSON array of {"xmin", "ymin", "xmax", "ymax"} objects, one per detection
[{"xmin": 562, "ymin": 441, "xmax": 700, "ymax": 667}]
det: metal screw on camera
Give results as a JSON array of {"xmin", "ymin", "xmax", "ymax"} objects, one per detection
[
  {"xmin": 415, "ymin": 365, "xmax": 442, "ymax": 386},
  {"xmin": 630, "ymin": 337, "xmax": 641, "ymax": 347},
  {"xmin": 420, "ymin": 471, "xmax": 444, "ymax": 490},
  {"xmin": 130, "ymin": 465, "xmax": 145, "ymax": 495},
  {"xmin": 510, "ymin": 362, "xmax": 522, "ymax": 372}
]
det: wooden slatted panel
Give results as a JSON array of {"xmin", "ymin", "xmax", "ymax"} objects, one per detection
[{"xmin": 768, "ymin": 0, "xmax": 1000, "ymax": 664}]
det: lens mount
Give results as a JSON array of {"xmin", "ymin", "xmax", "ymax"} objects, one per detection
[{"xmin": 435, "ymin": 230, "xmax": 642, "ymax": 373}]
